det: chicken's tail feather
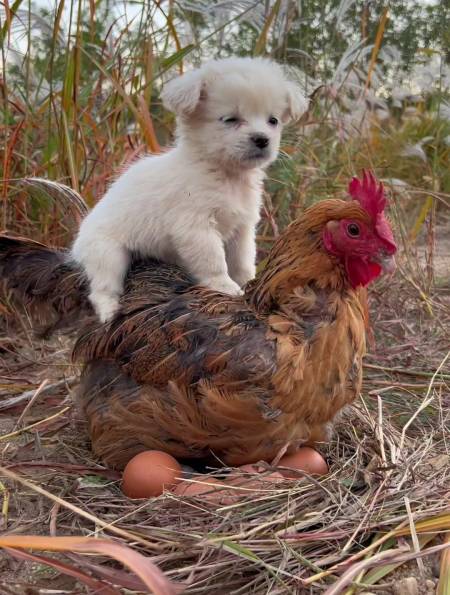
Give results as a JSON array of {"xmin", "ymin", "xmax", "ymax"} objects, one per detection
[{"xmin": 0, "ymin": 234, "xmax": 92, "ymax": 337}]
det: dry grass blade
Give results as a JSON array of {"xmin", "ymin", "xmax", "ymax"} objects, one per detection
[
  {"xmin": 67, "ymin": 553, "xmax": 152, "ymax": 591},
  {"xmin": 356, "ymin": 535, "xmax": 436, "ymax": 592},
  {"xmin": 398, "ymin": 350, "xmax": 450, "ymax": 453},
  {"xmin": 364, "ymin": 7, "xmax": 389, "ymax": 90},
  {"xmin": 6, "ymin": 461, "xmax": 121, "ymax": 480},
  {"xmin": 0, "ymin": 0, "xmax": 25, "ymax": 43},
  {"xmin": 253, "ymin": 0, "xmax": 281, "ymax": 56},
  {"xmin": 324, "ymin": 542, "xmax": 450, "ymax": 595},
  {"xmin": 394, "ymin": 515, "xmax": 450, "ymax": 537},
  {"xmin": 404, "ymin": 495, "xmax": 425, "ymax": 575},
  {"xmin": 0, "ymin": 536, "xmax": 181, "ymax": 595},
  {"xmin": 20, "ymin": 177, "xmax": 90, "ymax": 222},
  {"xmin": 323, "ymin": 546, "xmax": 409, "ymax": 595},
  {"xmin": 410, "ymin": 195, "xmax": 434, "ymax": 241},
  {"xmin": 137, "ymin": 95, "xmax": 162, "ymax": 153},
  {"xmin": 364, "ymin": 363, "xmax": 450, "ymax": 380},
  {"xmin": 0, "ymin": 466, "xmax": 161, "ymax": 551},
  {"xmin": 438, "ymin": 535, "xmax": 450, "ymax": 595},
  {"xmin": 305, "ymin": 512, "xmax": 450, "ymax": 587},
  {"xmin": 0, "ymin": 481, "xmax": 9, "ymax": 527},
  {"xmin": 5, "ymin": 547, "xmax": 122, "ymax": 595},
  {"xmin": 0, "ymin": 376, "xmax": 77, "ymax": 411},
  {"xmin": 0, "ymin": 405, "xmax": 70, "ymax": 441}
]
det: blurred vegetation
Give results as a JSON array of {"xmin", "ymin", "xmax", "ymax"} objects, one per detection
[{"xmin": 0, "ymin": 0, "xmax": 449, "ymax": 255}]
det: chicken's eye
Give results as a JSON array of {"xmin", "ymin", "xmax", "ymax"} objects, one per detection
[{"xmin": 347, "ymin": 223, "xmax": 360, "ymax": 237}]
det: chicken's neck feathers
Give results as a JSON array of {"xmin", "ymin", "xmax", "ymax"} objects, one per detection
[
  {"xmin": 247, "ymin": 236, "xmax": 345, "ymax": 312},
  {"xmin": 246, "ymin": 199, "xmax": 371, "ymax": 312}
]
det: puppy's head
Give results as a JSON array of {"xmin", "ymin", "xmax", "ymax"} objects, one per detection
[{"xmin": 161, "ymin": 57, "xmax": 308, "ymax": 171}]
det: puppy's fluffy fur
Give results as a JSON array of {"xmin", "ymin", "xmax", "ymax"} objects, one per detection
[{"xmin": 72, "ymin": 57, "xmax": 308, "ymax": 322}]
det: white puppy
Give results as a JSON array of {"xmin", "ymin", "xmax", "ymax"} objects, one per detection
[{"xmin": 71, "ymin": 57, "xmax": 308, "ymax": 322}]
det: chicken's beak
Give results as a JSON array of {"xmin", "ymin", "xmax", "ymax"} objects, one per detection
[{"xmin": 374, "ymin": 253, "xmax": 396, "ymax": 274}]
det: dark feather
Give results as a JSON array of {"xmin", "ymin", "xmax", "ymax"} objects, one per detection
[{"xmin": 0, "ymin": 235, "xmax": 92, "ymax": 337}]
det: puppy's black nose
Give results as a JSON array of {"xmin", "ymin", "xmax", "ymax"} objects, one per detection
[{"xmin": 251, "ymin": 134, "xmax": 269, "ymax": 149}]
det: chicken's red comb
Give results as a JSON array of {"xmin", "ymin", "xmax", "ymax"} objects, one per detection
[
  {"xmin": 349, "ymin": 169, "xmax": 397, "ymax": 253},
  {"xmin": 348, "ymin": 169, "xmax": 386, "ymax": 219}
]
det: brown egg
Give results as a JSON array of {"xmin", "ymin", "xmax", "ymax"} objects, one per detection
[
  {"xmin": 174, "ymin": 477, "xmax": 241, "ymax": 504},
  {"xmin": 174, "ymin": 477, "xmax": 225, "ymax": 498},
  {"xmin": 122, "ymin": 450, "xmax": 182, "ymax": 498},
  {"xmin": 237, "ymin": 463, "xmax": 265, "ymax": 474},
  {"xmin": 277, "ymin": 447, "xmax": 328, "ymax": 479},
  {"xmin": 227, "ymin": 466, "xmax": 285, "ymax": 490}
]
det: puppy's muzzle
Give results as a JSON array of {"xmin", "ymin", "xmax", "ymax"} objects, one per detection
[
  {"xmin": 244, "ymin": 134, "xmax": 271, "ymax": 162},
  {"xmin": 250, "ymin": 134, "xmax": 269, "ymax": 149}
]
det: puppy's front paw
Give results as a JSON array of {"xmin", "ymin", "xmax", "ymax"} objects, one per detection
[
  {"xmin": 232, "ymin": 266, "xmax": 256, "ymax": 288},
  {"xmin": 202, "ymin": 275, "xmax": 243, "ymax": 296},
  {"xmin": 90, "ymin": 291, "xmax": 120, "ymax": 323}
]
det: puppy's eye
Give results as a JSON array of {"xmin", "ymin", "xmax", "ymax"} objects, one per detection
[
  {"xmin": 268, "ymin": 116, "xmax": 278, "ymax": 126},
  {"xmin": 347, "ymin": 223, "xmax": 360, "ymax": 237},
  {"xmin": 222, "ymin": 116, "xmax": 239, "ymax": 125}
]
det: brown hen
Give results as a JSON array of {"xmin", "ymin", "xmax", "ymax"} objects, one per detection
[{"xmin": 0, "ymin": 171, "xmax": 396, "ymax": 469}]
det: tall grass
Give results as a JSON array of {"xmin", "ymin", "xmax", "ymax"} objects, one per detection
[{"xmin": 0, "ymin": 0, "xmax": 449, "ymax": 257}]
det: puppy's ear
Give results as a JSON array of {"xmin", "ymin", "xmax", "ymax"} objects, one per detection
[
  {"xmin": 161, "ymin": 70, "xmax": 205, "ymax": 116},
  {"xmin": 283, "ymin": 81, "xmax": 309, "ymax": 123}
]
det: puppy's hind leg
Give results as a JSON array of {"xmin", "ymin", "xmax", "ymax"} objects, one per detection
[{"xmin": 74, "ymin": 239, "xmax": 130, "ymax": 322}]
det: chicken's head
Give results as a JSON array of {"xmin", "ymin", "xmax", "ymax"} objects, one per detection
[{"xmin": 322, "ymin": 170, "xmax": 397, "ymax": 288}]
